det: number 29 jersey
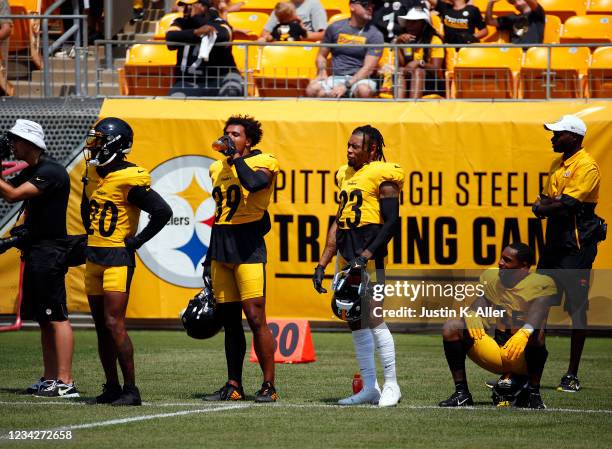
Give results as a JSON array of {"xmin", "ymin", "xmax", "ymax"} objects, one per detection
[{"xmin": 86, "ymin": 165, "xmax": 151, "ymax": 265}]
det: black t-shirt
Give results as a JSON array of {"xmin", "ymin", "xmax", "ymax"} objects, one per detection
[
  {"xmin": 497, "ymin": 4, "xmax": 545, "ymax": 44},
  {"xmin": 271, "ymin": 21, "xmax": 308, "ymax": 41},
  {"xmin": 435, "ymin": 3, "xmax": 485, "ymax": 44},
  {"xmin": 9, "ymin": 155, "xmax": 69, "ymax": 241},
  {"xmin": 373, "ymin": 0, "xmax": 427, "ymax": 42},
  {"xmin": 166, "ymin": 12, "xmax": 237, "ymax": 80}
]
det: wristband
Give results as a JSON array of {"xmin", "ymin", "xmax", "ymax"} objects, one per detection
[{"xmin": 521, "ymin": 324, "xmax": 535, "ymax": 335}]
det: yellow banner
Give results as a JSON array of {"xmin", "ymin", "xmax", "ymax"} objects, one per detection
[{"xmin": 0, "ymin": 99, "xmax": 610, "ymax": 322}]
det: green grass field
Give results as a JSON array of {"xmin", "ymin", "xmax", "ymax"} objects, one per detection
[{"xmin": 1, "ymin": 330, "xmax": 611, "ymax": 449}]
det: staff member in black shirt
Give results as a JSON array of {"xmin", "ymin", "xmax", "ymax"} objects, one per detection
[{"xmin": 0, "ymin": 120, "xmax": 78, "ymax": 398}]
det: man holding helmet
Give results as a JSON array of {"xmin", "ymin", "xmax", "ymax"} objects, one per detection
[
  {"xmin": 0, "ymin": 119, "xmax": 77, "ymax": 398},
  {"xmin": 313, "ymin": 125, "xmax": 405, "ymax": 407},
  {"xmin": 82, "ymin": 117, "xmax": 172, "ymax": 406}
]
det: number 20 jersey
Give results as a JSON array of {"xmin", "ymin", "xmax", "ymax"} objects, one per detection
[{"xmin": 87, "ymin": 165, "xmax": 151, "ymax": 249}]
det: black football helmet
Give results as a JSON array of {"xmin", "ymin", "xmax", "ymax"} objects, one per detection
[
  {"xmin": 181, "ymin": 277, "xmax": 222, "ymax": 339},
  {"xmin": 84, "ymin": 117, "xmax": 133, "ymax": 167},
  {"xmin": 330, "ymin": 265, "xmax": 370, "ymax": 322}
]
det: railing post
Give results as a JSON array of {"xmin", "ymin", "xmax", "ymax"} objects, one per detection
[
  {"xmin": 42, "ymin": 18, "xmax": 50, "ymax": 98},
  {"xmin": 243, "ymin": 43, "xmax": 249, "ymax": 99},
  {"xmin": 104, "ymin": 0, "xmax": 113, "ymax": 70},
  {"xmin": 545, "ymin": 45, "xmax": 552, "ymax": 100}
]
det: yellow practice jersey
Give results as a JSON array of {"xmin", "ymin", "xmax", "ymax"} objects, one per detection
[
  {"xmin": 209, "ymin": 151, "xmax": 279, "ymax": 225},
  {"xmin": 336, "ymin": 161, "xmax": 405, "ymax": 230},
  {"xmin": 87, "ymin": 165, "xmax": 151, "ymax": 247},
  {"xmin": 480, "ymin": 268, "xmax": 557, "ymax": 318}
]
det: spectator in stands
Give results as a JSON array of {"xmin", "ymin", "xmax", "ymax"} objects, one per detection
[
  {"xmin": 395, "ymin": 6, "xmax": 445, "ymax": 98},
  {"xmin": 268, "ymin": 2, "xmax": 308, "ymax": 41},
  {"xmin": 211, "ymin": 0, "xmax": 244, "ymax": 20},
  {"xmin": 427, "ymin": 0, "xmax": 487, "ymax": 44},
  {"xmin": 259, "ymin": 0, "xmax": 327, "ymax": 42},
  {"xmin": 0, "ymin": 0, "xmax": 12, "ymax": 95},
  {"xmin": 485, "ymin": 0, "xmax": 545, "ymax": 45},
  {"xmin": 305, "ymin": 0, "xmax": 383, "ymax": 99},
  {"xmin": 166, "ymin": 0, "xmax": 243, "ymax": 97},
  {"xmin": 372, "ymin": 0, "xmax": 427, "ymax": 43}
]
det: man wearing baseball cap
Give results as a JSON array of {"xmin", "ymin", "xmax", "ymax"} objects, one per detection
[
  {"xmin": 533, "ymin": 114, "xmax": 605, "ymax": 393},
  {"xmin": 0, "ymin": 119, "xmax": 79, "ymax": 398}
]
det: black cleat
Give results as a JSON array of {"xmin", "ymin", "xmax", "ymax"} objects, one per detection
[
  {"xmin": 96, "ymin": 383, "xmax": 123, "ymax": 404},
  {"xmin": 515, "ymin": 386, "xmax": 546, "ymax": 409},
  {"xmin": 438, "ymin": 390, "xmax": 473, "ymax": 407},
  {"xmin": 558, "ymin": 374, "xmax": 581, "ymax": 393},
  {"xmin": 111, "ymin": 385, "xmax": 142, "ymax": 406},
  {"xmin": 203, "ymin": 383, "xmax": 245, "ymax": 401},
  {"xmin": 254, "ymin": 382, "xmax": 278, "ymax": 403},
  {"xmin": 26, "ymin": 377, "xmax": 47, "ymax": 394}
]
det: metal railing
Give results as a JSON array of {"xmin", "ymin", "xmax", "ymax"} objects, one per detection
[{"xmin": 94, "ymin": 40, "xmax": 612, "ymax": 101}]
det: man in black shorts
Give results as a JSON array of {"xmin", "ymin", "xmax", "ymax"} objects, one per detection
[{"xmin": 0, "ymin": 119, "xmax": 78, "ymax": 398}]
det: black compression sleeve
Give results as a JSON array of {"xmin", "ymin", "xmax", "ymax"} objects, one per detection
[
  {"xmin": 127, "ymin": 186, "xmax": 173, "ymax": 247},
  {"xmin": 166, "ymin": 29, "xmax": 200, "ymax": 44},
  {"xmin": 366, "ymin": 197, "xmax": 399, "ymax": 256},
  {"xmin": 80, "ymin": 187, "xmax": 90, "ymax": 232},
  {"xmin": 233, "ymin": 157, "xmax": 270, "ymax": 192}
]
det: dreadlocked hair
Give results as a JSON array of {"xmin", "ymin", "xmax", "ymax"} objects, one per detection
[{"xmin": 352, "ymin": 125, "xmax": 386, "ymax": 161}]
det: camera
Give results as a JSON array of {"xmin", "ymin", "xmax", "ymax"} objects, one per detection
[
  {"xmin": 212, "ymin": 135, "xmax": 236, "ymax": 157},
  {"xmin": 0, "ymin": 133, "xmax": 13, "ymax": 160},
  {"xmin": 0, "ymin": 225, "xmax": 29, "ymax": 254}
]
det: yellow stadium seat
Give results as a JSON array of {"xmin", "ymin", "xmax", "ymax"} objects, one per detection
[
  {"xmin": 321, "ymin": 0, "xmax": 349, "ymax": 17},
  {"xmin": 452, "ymin": 47, "xmax": 523, "ymax": 99},
  {"xmin": 544, "ymin": 14, "xmax": 562, "ymax": 43},
  {"xmin": 154, "ymin": 13, "xmax": 182, "ymax": 40},
  {"xmin": 123, "ymin": 44, "xmax": 177, "ymax": 96},
  {"xmin": 227, "ymin": 11, "xmax": 269, "ymax": 40},
  {"xmin": 472, "ymin": 0, "xmax": 516, "ymax": 16},
  {"xmin": 8, "ymin": 5, "xmax": 42, "ymax": 69},
  {"xmin": 232, "ymin": 40, "xmax": 261, "ymax": 95},
  {"xmin": 254, "ymin": 44, "xmax": 318, "ymax": 96},
  {"xmin": 328, "ymin": 12, "xmax": 349, "ymax": 24},
  {"xmin": 560, "ymin": 15, "xmax": 611, "ymax": 44},
  {"xmin": 588, "ymin": 0, "xmax": 612, "ymax": 15},
  {"xmin": 9, "ymin": 0, "xmax": 40, "ymax": 12},
  {"xmin": 587, "ymin": 46, "xmax": 612, "ymax": 97},
  {"xmin": 539, "ymin": 0, "xmax": 588, "ymax": 22},
  {"xmin": 520, "ymin": 46, "xmax": 590, "ymax": 98},
  {"xmin": 239, "ymin": 0, "xmax": 276, "ymax": 14}
]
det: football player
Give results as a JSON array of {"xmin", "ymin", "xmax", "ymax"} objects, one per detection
[
  {"xmin": 312, "ymin": 125, "xmax": 404, "ymax": 407},
  {"xmin": 438, "ymin": 243, "xmax": 557, "ymax": 409},
  {"xmin": 203, "ymin": 115, "xmax": 280, "ymax": 403},
  {"xmin": 82, "ymin": 117, "xmax": 172, "ymax": 406}
]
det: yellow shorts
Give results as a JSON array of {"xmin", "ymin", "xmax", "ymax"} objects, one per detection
[
  {"xmin": 467, "ymin": 334, "xmax": 527, "ymax": 376},
  {"xmin": 211, "ymin": 261, "xmax": 265, "ymax": 303},
  {"xmin": 85, "ymin": 261, "xmax": 134, "ymax": 296}
]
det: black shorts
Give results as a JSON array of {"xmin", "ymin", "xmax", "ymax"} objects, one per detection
[
  {"xmin": 22, "ymin": 242, "xmax": 69, "ymax": 323},
  {"xmin": 537, "ymin": 244, "xmax": 597, "ymax": 315}
]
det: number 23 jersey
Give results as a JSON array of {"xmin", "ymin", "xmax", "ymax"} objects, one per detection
[{"xmin": 86, "ymin": 165, "xmax": 151, "ymax": 264}]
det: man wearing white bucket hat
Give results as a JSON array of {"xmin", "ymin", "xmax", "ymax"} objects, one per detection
[
  {"xmin": 0, "ymin": 119, "xmax": 79, "ymax": 398},
  {"xmin": 533, "ymin": 114, "xmax": 606, "ymax": 393}
]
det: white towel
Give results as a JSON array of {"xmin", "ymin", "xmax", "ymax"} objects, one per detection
[{"xmin": 198, "ymin": 31, "xmax": 217, "ymax": 62}]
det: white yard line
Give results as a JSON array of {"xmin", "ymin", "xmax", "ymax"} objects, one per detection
[
  {"xmin": 1, "ymin": 400, "xmax": 612, "ymax": 415},
  {"xmin": 0, "ymin": 404, "xmax": 250, "ymax": 439}
]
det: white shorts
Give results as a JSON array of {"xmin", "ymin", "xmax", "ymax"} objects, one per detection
[{"xmin": 318, "ymin": 76, "xmax": 378, "ymax": 97}]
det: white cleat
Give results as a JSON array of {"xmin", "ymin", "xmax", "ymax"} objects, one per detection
[
  {"xmin": 378, "ymin": 383, "xmax": 401, "ymax": 407},
  {"xmin": 338, "ymin": 386, "xmax": 381, "ymax": 406}
]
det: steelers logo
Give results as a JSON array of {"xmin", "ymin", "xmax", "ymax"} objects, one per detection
[{"xmin": 137, "ymin": 155, "xmax": 217, "ymax": 288}]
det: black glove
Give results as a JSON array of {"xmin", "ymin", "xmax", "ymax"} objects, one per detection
[
  {"xmin": 124, "ymin": 236, "xmax": 142, "ymax": 252},
  {"xmin": 312, "ymin": 264, "xmax": 327, "ymax": 294},
  {"xmin": 349, "ymin": 256, "xmax": 368, "ymax": 270}
]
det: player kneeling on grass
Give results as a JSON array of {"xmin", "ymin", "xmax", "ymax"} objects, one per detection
[
  {"xmin": 82, "ymin": 118, "xmax": 172, "ymax": 406},
  {"xmin": 439, "ymin": 243, "xmax": 557, "ymax": 409}
]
